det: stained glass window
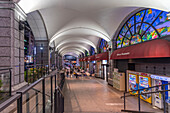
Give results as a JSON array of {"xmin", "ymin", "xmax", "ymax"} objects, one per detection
[
  {"xmin": 120, "ymin": 25, "xmax": 128, "ymax": 36},
  {"xmin": 127, "ymin": 16, "xmax": 134, "ymax": 28},
  {"xmin": 122, "ymin": 38, "xmax": 130, "ymax": 47},
  {"xmin": 85, "ymin": 50, "xmax": 89, "ymax": 56},
  {"xmin": 131, "ymin": 34, "xmax": 141, "ymax": 44},
  {"xmin": 116, "ymin": 8, "xmax": 170, "ymax": 49},
  {"xmin": 144, "ymin": 9, "xmax": 161, "ymax": 24},
  {"xmin": 142, "ymin": 26, "xmax": 158, "ymax": 41},
  {"xmin": 99, "ymin": 39, "xmax": 108, "ymax": 53},
  {"xmin": 90, "ymin": 46, "xmax": 95, "ymax": 55}
]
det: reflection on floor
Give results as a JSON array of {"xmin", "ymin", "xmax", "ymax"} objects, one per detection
[{"xmin": 63, "ymin": 76, "xmax": 163, "ymax": 113}]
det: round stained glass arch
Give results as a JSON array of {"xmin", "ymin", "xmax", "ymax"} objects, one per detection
[{"xmin": 116, "ymin": 8, "xmax": 170, "ymax": 49}]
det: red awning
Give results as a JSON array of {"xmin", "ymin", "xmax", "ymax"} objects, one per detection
[
  {"xmin": 95, "ymin": 52, "xmax": 109, "ymax": 61},
  {"xmin": 87, "ymin": 55, "xmax": 95, "ymax": 61},
  {"xmin": 83, "ymin": 57, "xmax": 88, "ymax": 61},
  {"xmin": 79, "ymin": 58, "xmax": 82, "ymax": 62},
  {"xmin": 110, "ymin": 39, "xmax": 170, "ymax": 60}
]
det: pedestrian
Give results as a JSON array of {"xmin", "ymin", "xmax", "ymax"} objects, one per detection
[{"xmin": 66, "ymin": 69, "xmax": 69, "ymax": 78}]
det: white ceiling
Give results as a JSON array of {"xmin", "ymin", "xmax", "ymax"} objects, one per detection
[{"xmin": 18, "ymin": 0, "xmax": 170, "ymax": 56}]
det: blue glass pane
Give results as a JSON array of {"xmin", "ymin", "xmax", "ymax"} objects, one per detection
[
  {"xmin": 125, "ymin": 31, "xmax": 131, "ymax": 39},
  {"xmin": 90, "ymin": 47, "xmax": 95, "ymax": 55},
  {"xmin": 117, "ymin": 35, "xmax": 123, "ymax": 48},
  {"xmin": 127, "ymin": 16, "xmax": 134, "ymax": 28},
  {"xmin": 136, "ymin": 10, "xmax": 145, "ymax": 23},
  {"xmin": 144, "ymin": 9, "xmax": 161, "ymax": 24},
  {"xmin": 142, "ymin": 26, "xmax": 159, "ymax": 41},
  {"xmin": 120, "ymin": 25, "xmax": 128, "ymax": 36},
  {"xmin": 153, "ymin": 11, "xmax": 170, "ymax": 36},
  {"xmin": 136, "ymin": 23, "xmax": 141, "ymax": 33},
  {"xmin": 99, "ymin": 39, "xmax": 107, "ymax": 52},
  {"xmin": 139, "ymin": 23, "xmax": 150, "ymax": 34},
  {"xmin": 130, "ymin": 26, "xmax": 135, "ymax": 35},
  {"xmin": 122, "ymin": 38, "xmax": 130, "ymax": 47}
]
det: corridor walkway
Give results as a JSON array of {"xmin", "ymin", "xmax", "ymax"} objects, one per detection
[{"xmin": 63, "ymin": 76, "xmax": 163, "ymax": 113}]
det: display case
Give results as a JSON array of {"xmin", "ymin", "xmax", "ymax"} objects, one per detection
[{"xmin": 113, "ymin": 72, "xmax": 125, "ymax": 91}]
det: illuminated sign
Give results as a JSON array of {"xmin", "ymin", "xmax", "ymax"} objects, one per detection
[{"xmin": 117, "ymin": 52, "xmax": 130, "ymax": 56}]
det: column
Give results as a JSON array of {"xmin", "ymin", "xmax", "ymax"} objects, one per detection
[{"xmin": 0, "ymin": 1, "xmax": 27, "ymax": 90}]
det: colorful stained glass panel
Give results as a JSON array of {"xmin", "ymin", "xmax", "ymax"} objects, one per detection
[
  {"xmin": 139, "ymin": 23, "xmax": 149, "ymax": 34},
  {"xmin": 120, "ymin": 25, "xmax": 128, "ymax": 36},
  {"xmin": 136, "ymin": 10, "xmax": 145, "ymax": 23},
  {"xmin": 153, "ymin": 11, "xmax": 170, "ymax": 36},
  {"xmin": 144, "ymin": 9, "xmax": 161, "ymax": 24},
  {"xmin": 127, "ymin": 16, "xmax": 134, "ymax": 28},
  {"xmin": 136, "ymin": 23, "xmax": 141, "ymax": 33},
  {"xmin": 131, "ymin": 34, "xmax": 141, "ymax": 44},
  {"xmin": 125, "ymin": 31, "xmax": 131, "ymax": 39},
  {"xmin": 117, "ymin": 35, "xmax": 123, "ymax": 48},
  {"xmin": 142, "ymin": 26, "xmax": 158, "ymax": 41},
  {"xmin": 130, "ymin": 26, "xmax": 135, "ymax": 35},
  {"xmin": 122, "ymin": 38, "xmax": 130, "ymax": 47}
]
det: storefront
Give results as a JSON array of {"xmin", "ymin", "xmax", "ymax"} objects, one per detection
[
  {"xmin": 95, "ymin": 52, "xmax": 109, "ymax": 81},
  {"xmin": 82, "ymin": 57, "xmax": 88, "ymax": 71},
  {"xmin": 87, "ymin": 55, "xmax": 96, "ymax": 76},
  {"xmin": 110, "ymin": 39, "xmax": 170, "ymax": 108}
]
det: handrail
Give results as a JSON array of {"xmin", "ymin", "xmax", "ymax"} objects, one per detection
[
  {"xmin": 0, "ymin": 94, "xmax": 20, "ymax": 112},
  {"xmin": 0, "ymin": 68, "xmax": 12, "ymax": 71},
  {"xmin": 0, "ymin": 69, "xmax": 65, "ymax": 113},
  {"xmin": 17, "ymin": 78, "xmax": 43, "ymax": 94},
  {"xmin": 122, "ymin": 82, "xmax": 170, "ymax": 113},
  {"xmin": 126, "ymin": 82, "xmax": 170, "ymax": 93},
  {"xmin": 56, "ymin": 86, "xmax": 64, "ymax": 97}
]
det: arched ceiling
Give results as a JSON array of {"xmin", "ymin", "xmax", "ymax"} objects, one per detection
[
  {"xmin": 18, "ymin": 0, "xmax": 170, "ymax": 56},
  {"xmin": 58, "ymin": 44, "xmax": 90, "ymax": 54}
]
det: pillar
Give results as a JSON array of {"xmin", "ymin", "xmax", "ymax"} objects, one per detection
[{"xmin": 0, "ymin": 1, "xmax": 27, "ymax": 90}]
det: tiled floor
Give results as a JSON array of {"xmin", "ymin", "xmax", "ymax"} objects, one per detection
[{"xmin": 63, "ymin": 76, "xmax": 163, "ymax": 113}]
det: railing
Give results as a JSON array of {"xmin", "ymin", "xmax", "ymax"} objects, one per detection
[
  {"xmin": 121, "ymin": 83, "xmax": 170, "ymax": 113},
  {"xmin": 25, "ymin": 64, "xmax": 49, "ymax": 84},
  {"xmin": 54, "ymin": 86, "xmax": 64, "ymax": 113},
  {"xmin": 0, "ymin": 69, "xmax": 65, "ymax": 113},
  {"xmin": 0, "ymin": 68, "xmax": 12, "ymax": 103}
]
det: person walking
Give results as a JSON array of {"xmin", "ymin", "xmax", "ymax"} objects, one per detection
[{"xmin": 66, "ymin": 69, "xmax": 69, "ymax": 78}]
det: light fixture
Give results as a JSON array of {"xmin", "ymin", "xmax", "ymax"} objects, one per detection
[{"xmin": 40, "ymin": 47, "xmax": 43, "ymax": 50}]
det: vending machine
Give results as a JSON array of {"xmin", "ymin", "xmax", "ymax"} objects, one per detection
[
  {"xmin": 154, "ymin": 79, "xmax": 163, "ymax": 109},
  {"xmin": 139, "ymin": 75, "xmax": 152, "ymax": 104},
  {"xmin": 129, "ymin": 74, "xmax": 138, "ymax": 95}
]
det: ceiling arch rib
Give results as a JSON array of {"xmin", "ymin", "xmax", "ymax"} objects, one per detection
[
  {"xmin": 62, "ymin": 53, "xmax": 79, "ymax": 58},
  {"xmin": 55, "ymin": 38, "xmax": 97, "ymax": 52},
  {"xmin": 61, "ymin": 51, "xmax": 81, "ymax": 56},
  {"xmin": 19, "ymin": 0, "xmax": 170, "ymax": 14},
  {"xmin": 58, "ymin": 44, "xmax": 89, "ymax": 54},
  {"xmin": 27, "ymin": 11, "xmax": 48, "ymax": 41},
  {"xmin": 60, "ymin": 48, "xmax": 85, "ymax": 55}
]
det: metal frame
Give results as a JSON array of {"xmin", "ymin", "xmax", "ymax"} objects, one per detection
[
  {"xmin": 121, "ymin": 83, "xmax": 170, "ymax": 113},
  {"xmin": 0, "ymin": 69, "xmax": 65, "ymax": 113}
]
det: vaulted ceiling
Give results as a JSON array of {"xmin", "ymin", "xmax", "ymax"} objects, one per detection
[{"xmin": 18, "ymin": 0, "xmax": 170, "ymax": 56}]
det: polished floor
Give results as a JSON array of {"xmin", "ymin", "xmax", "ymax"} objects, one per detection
[{"xmin": 63, "ymin": 76, "xmax": 163, "ymax": 113}]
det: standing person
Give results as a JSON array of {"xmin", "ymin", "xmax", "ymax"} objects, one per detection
[
  {"xmin": 66, "ymin": 69, "xmax": 69, "ymax": 78},
  {"xmin": 70, "ymin": 69, "xmax": 73, "ymax": 78}
]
